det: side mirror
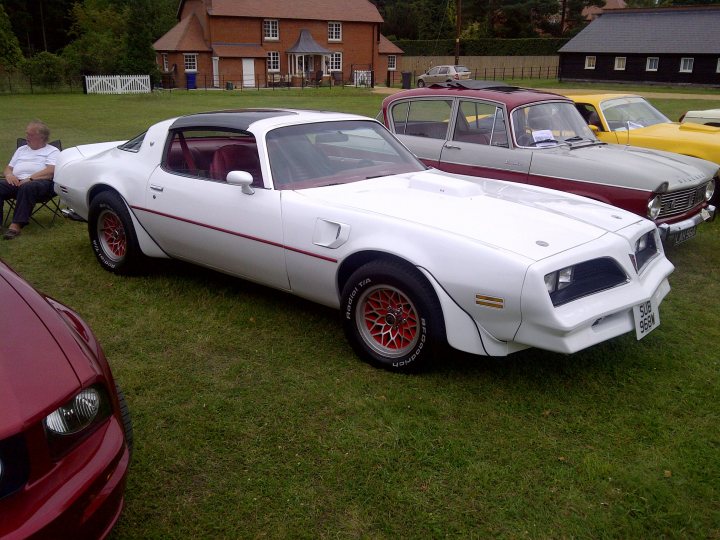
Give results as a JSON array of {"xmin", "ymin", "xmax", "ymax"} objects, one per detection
[
  {"xmin": 589, "ymin": 124, "xmax": 600, "ymax": 134},
  {"xmin": 226, "ymin": 170, "xmax": 255, "ymax": 194}
]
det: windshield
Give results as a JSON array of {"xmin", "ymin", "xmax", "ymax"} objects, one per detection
[
  {"xmin": 600, "ymin": 97, "xmax": 670, "ymax": 131},
  {"xmin": 511, "ymin": 102, "xmax": 597, "ymax": 147},
  {"xmin": 266, "ymin": 120, "xmax": 426, "ymax": 190}
]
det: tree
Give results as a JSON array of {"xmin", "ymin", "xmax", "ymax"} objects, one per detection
[
  {"xmin": 120, "ymin": 0, "xmax": 160, "ymax": 78},
  {"xmin": 0, "ymin": 4, "xmax": 23, "ymax": 70},
  {"xmin": 20, "ymin": 51, "xmax": 67, "ymax": 86}
]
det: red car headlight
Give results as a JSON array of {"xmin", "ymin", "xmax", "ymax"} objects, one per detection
[{"xmin": 44, "ymin": 384, "xmax": 112, "ymax": 458}]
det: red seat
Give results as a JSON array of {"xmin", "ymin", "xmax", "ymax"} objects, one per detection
[{"xmin": 208, "ymin": 144, "xmax": 261, "ymax": 184}]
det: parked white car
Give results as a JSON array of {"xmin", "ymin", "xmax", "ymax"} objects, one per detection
[{"xmin": 54, "ymin": 110, "xmax": 673, "ymax": 371}]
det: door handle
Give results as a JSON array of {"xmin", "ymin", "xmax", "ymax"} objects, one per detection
[
  {"xmin": 150, "ymin": 184, "xmax": 164, "ymax": 192},
  {"xmin": 443, "ymin": 143, "xmax": 461, "ymax": 150}
]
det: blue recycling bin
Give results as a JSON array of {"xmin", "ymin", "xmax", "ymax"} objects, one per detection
[{"xmin": 186, "ymin": 72, "xmax": 197, "ymax": 90}]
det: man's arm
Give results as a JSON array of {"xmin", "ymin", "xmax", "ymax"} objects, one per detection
[{"xmin": 3, "ymin": 164, "xmax": 21, "ymax": 186}]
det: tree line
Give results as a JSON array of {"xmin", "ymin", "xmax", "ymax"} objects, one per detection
[{"xmin": 2, "ymin": 0, "xmax": 719, "ymax": 85}]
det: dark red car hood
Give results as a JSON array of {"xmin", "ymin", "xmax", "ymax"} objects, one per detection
[{"xmin": 0, "ymin": 266, "xmax": 82, "ymax": 438}]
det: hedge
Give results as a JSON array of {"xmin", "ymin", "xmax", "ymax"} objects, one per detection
[{"xmin": 393, "ymin": 38, "xmax": 569, "ymax": 56}]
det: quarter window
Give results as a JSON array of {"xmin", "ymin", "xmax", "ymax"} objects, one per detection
[
  {"xmin": 388, "ymin": 55, "xmax": 397, "ymax": 71},
  {"xmin": 264, "ymin": 19, "xmax": 279, "ymax": 40},
  {"xmin": 184, "ymin": 53, "xmax": 197, "ymax": 71},
  {"xmin": 584, "ymin": 56, "xmax": 596, "ymax": 70},
  {"xmin": 267, "ymin": 51, "xmax": 280, "ymax": 72},
  {"xmin": 680, "ymin": 57, "xmax": 694, "ymax": 73},
  {"xmin": 717, "ymin": 58, "xmax": 720, "ymax": 73},
  {"xmin": 646, "ymin": 57, "xmax": 659, "ymax": 72},
  {"xmin": 390, "ymin": 99, "xmax": 453, "ymax": 140},
  {"xmin": 328, "ymin": 22, "xmax": 342, "ymax": 41},
  {"xmin": 614, "ymin": 57, "xmax": 626, "ymax": 71}
]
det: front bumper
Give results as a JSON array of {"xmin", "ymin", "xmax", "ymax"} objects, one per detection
[
  {"xmin": 1, "ymin": 419, "xmax": 130, "ymax": 540},
  {"xmin": 658, "ymin": 204, "xmax": 715, "ymax": 245}
]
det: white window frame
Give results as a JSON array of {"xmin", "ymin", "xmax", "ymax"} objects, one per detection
[
  {"xmin": 263, "ymin": 19, "xmax": 279, "ymax": 41},
  {"xmin": 717, "ymin": 58, "xmax": 720, "ymax": 73},
  {"xmin": 329, "ymin": 52, "xmax": 342, "ymax": 72},
  {"xmin": 328, "ymin": 22, "xmax": 342, "ymax": 42},
  {"xmin": 387, "ymin": 55, "xmax": 397, "ymax": 71},
  {"xmin": 267, "ymin": 51, "xmax": 280, "ymax": 73},
  {"xmin": 584, "ymin": 56, "xmax": 596, "ymax": 70},
  {"xmin": 614, "ymin": 57, "xmax": 626, "ymax": 71},
  {"xmin": 183, "ymin": 53, "xmax": 198, "ymax": 72},
  {"xmin": 646, "ymin": 57, "xmax": 659, "ymax": 72},
  {"xmin": 161, "ymin": 53, "xmax": 169, "ymax": 71},
  {"xmin": 680, "ymin": 57, "xmax": 694, "ymax": 73}
]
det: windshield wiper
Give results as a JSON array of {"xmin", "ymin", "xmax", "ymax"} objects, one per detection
[{"xmin": 529, "ymin": 138, "xmax": 570, "ymax": 147}]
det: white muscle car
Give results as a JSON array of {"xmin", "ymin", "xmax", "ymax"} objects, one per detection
[{"xmin": 54, "ymin": 109, "xmax": 674, "ymax": 371}]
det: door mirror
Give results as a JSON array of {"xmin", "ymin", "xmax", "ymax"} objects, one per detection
[{"xmin": 226, "ymin": 170, "xmax": 255, "ymax": 194}]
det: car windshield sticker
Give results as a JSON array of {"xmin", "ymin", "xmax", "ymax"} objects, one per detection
[{"xmin": 532, "ymin": 129, "xmax": 555, "ymax": 146}]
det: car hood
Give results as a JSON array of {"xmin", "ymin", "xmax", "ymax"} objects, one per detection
[
  {"xmin": 629, "ymin": 122, "xmax": 720, "ymax": 142},
  {"xmin": 534, "ymin": 143, "xmax": 714, "ymax": 191},
  {"xmin": 0, "ymin": 270, "xmax": 81, "ymax": 437},
  {"xmin": 299, "ymin": 170, "xmax": 644, "ymax": 261}
]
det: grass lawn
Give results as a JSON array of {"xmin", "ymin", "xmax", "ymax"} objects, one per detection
[{"xmin": 1, "ymin": 88, "xmax": 719, "ymax": 538}]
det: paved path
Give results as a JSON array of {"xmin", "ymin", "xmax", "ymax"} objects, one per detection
[{"xmin": 372, "ymin": 86, "xmax": 720, "ymax": 100}]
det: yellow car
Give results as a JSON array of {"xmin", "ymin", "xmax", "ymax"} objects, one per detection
[{"xmin": 566, "ymin": 93, "xmax": 720, "ymax": 165}]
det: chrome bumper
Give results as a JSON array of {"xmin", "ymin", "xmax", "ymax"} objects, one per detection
[{"xmin": 658, "ymin": 204, "xmax": 715, "ymax": 243}]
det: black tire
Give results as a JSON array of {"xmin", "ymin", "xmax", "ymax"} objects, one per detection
[
  {"xmin": 341, "ymin": 260, "xmax": 444, "ymax": 372},
  {"xmin": 115, "ymin": 382, "xmax": 134, "ymax": 459},
  {"xmin": 416, "ymin": 79, "xmax": 425, "ymax": 88},
  {"xmin": 88, "ymin": 191, "xmax": 143, "ymax": 274}
]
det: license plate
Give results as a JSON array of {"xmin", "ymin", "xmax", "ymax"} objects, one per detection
[
  {"xmin": 672, "ymin": 226, "xmax": 696, "ymax": 245},
  {"xmin": 633, "ymin": 299, "xmax": 660, "ymax": 339}
]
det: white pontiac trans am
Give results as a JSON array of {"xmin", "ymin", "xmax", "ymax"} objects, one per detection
[{"xmin": 54, "ymin": 109, "xmax": 674, "ymax": 371}]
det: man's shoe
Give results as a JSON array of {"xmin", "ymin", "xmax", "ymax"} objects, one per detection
[{"xmin": 3, "ymin": 229, "xmax": 21, "ymax": 240}]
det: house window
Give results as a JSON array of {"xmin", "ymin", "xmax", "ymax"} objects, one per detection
[
  {"xmin": 161, "ymin": 53, "xmax": 169, "ymax": 71},
  {"xmin": 328, "ymin": 22, "xmax": 342, "ymax": 42},
  {"xmin": 646, "ymin": 57, "xmax": 659, "ymax": 72},
  {"xmin": 584, "ymin": 56, "xmax": 596, "ymax": 70},
  {"xmin": 680, "ymin": 57, "xmax": 694, "ymax": 73},
  {"xmin": 387, "ymin": 55, "xmax": 397, "ymax": 71},
  {"xmin": 717, "ymin": 58, "xmax": 720, "ymax": 73},
  {"xmin": 267, "ymin": 51, "xmax": 280, "ymax": 72},
  {"xmin": 183, "ymin": 53, "xmax": 197, "ymax": 72},
  {"xmin": 264, "ymin": 19, "xmax": 279, "ymax": 40},
  {"xmin": 329, "ymin": 52, "xmax": 342, "ymax": 72},
  {"xmin": 614, "ymin": 57, "xmax": 626, "ymax": 71}
]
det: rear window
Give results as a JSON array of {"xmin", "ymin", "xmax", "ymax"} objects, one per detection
[{"xmin": 455, "ymin": 66, "xmax": 470, "ymax": 72}]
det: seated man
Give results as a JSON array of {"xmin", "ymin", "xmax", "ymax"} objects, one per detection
[{"xmin": 1, "ymin": 120, "xmax": 60, "ymax": 240}]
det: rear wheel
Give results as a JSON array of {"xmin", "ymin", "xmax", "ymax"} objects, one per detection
[
  {"xmin": 341, "ymin": 260, "xmax": 443, "ymax": 372},
  {"xmin": 88, "ymin": 191, "xmax": 143, "ymax": 274}
]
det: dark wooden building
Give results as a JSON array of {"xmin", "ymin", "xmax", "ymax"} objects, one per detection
[{"xmin": 559, "ymin": 6, "xmax": 720, "ymax": 85}]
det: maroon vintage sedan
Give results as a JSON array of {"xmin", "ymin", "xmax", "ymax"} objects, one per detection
[
  {"xmin": 0, "ymin": 259, "xmax": 131, "ymax": 539},
  {"xmin": 381, "ymin": 81, "xmax": 717, "ymax": 246}
]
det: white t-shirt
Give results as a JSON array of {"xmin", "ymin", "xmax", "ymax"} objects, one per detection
[{"xmin": 9, "ymin": 144, "xmax": 60, "ymax": 180}]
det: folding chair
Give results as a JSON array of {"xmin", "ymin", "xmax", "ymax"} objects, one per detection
[{"xmin": 2, "ymin": 138, "xmax": 63, "ymax": 228}]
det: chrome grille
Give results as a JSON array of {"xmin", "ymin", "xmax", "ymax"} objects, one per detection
[{"xmin": 659, "ymin": 183, "xmax": 709, "ymax": 218}]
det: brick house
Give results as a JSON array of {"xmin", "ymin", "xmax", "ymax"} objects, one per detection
[{"xmin": 153, "ymin": 0, "xmax": 403, "ymax": 89}]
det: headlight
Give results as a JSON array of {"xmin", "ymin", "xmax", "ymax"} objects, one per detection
[
  {"xmin": 706, "ymin": 179, "xmax": 715, "ymax": 202},
  {"xmin": 545, "ymin": 266, "xmax": 574, "ymax": 293},
  {"xmin": 45, "ymin": 388, "xmax": 101, "ymax": 435},
  {"xmin": 545, "ymin": 258, "xmax": 628, "ymax": 307},
  {"xmin": 647, "ymin": 195, "xmax": 662, "ymax": 220},
  {"xmin": 44, "ymin": 385, "xmax": 111, "ymax": 457}
]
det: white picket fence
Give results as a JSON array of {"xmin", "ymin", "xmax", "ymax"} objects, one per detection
[{"xmin": 85, "ymin": 75, "xmax": 151, "ymax": 95}]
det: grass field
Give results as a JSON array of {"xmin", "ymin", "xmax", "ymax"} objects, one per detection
[{"xmin": 1, "ymin": 87, "xmax": 719, "ymax": 538}]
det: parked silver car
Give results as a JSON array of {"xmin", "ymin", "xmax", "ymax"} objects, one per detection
[
  {"xmin": 416, "ymin": 65, "xmax": 471, "ymax": 87},
  {"xmin": 381, "ymin": 81, "xmax": 717, "ymax": 247}
]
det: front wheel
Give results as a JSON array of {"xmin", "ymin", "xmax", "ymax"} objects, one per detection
[
  {"xmin": 88, "ymin": 191, "xmax": 143, "ymax": 274},
  {"xmin": 416, "ymin": 79, "xmax": 425, "ymax": 88},
  {"xmin": 341, "ymin": 260, "xmax": 444, "ymax": 372}
]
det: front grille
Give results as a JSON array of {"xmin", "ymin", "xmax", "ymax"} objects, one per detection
[{"xmin": 659, "ymin": 182, "xmax": 709, "ymax": 218}]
